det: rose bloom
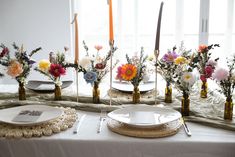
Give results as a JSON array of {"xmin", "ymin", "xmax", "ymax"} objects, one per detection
[
  {"xmin": 212, "ymin": 68, "xmax": 229, "ymax": 82},
  {"xmin": 39, "ymin": 59, "xmax": 51, "ymax": 71},
  {"xmin": 49, "ymin": 64, "xmax": 66, "ymax": 78},
  {"xmin": 94, "ymin": 45, "xmax": 103, "ymax": 51},
  {"xmin": 198, "ymin": 44, "xmax": 208, "ymax": 53},
  {"xmin": 7, "ymin": 60, "xmax": 23, "ymax": 77},
  {"xmin": 95, "ymin": 63, "xmax": 105, "ymax": 70}
]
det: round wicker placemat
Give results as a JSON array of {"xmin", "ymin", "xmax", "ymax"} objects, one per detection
[
  {"xmin": 107, "ymin": 118, "xmax": 182, "ymax": 138},
  {"xmin": 0, "ymin": 107, "xmax": 77, "ymax": 138}
]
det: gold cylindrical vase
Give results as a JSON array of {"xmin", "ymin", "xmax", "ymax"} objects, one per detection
[
  {"xmin": 132, "ymin": 85, "xmax": 140, "ymax": 104},
  {"xmin": 181, "ymin": 92, "xmax": 190, "ymax": 116},
  {"xmin": 18, "ymin": 82, "xmax": 26, "ymax": 100},
  {"xmin": 93, "ymin": 82, "xmax": 100, "ymax": 103},
  {"xmin": 54, "ymin": 85, "xmax": 62, "ymax": 100},
  {"xmin": 200, "ymin": 81, "xmax": 208, "ymax": 98},
  {"xmin": 224, "ymin": 97, "xmax": 233, "ymax": 120},
  {"xmin": 165, "ymin": 82, "xmax": 172, "ymax": 103}
]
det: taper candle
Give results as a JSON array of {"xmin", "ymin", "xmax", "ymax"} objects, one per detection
[
  {"xmin": 109, "ymin": 0, "xmax": 114, "ymax": 42},
  {"xmin": 155, "ymin": 2, "xmax": 164, "ymax": 52},
  {"xmin": 74, "ymin": 14, "xmax": 79, "ymax": 64}
]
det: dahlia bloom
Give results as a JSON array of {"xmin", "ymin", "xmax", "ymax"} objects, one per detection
[
  {"xmin": 7, "ymin": 60, "xmax": 23, "ymax": 77},
  {"xmin": 49, "ymin": 64, "xmax": 66, "ymax": 78}
]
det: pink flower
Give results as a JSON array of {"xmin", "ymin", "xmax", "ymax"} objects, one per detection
[
  {"xmin": 198, "ymin": 44, "xmax": 208, "ymax": 53},
  {"xmin": 115, "ymin": 66, "xmax": 123, "ymax": 80},
  {"xmin": 49, "ymin": 64, "xmax": 66, "ymax": 78},
  {"xmin": 205, "ymin": 66, "xmax": 214, "ymax": 78},
  {"xmin": 7, "ymin": 60, "xmax": 23, "ymax": 77},
  {"xmin": 94, "ymin": 45, "xmax": 103, "ymax": 51},
  {"xmin": 212, "ymin": 68, "xmax": 229, "ymax": 81}
]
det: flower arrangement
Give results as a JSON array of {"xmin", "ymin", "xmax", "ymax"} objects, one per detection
[
  {"xmin": 212, "ymin": 56, "xmax": 235, "ymax": 120},
  {"xmin": 35, "ymin": 48, "xmax": 74, "ymax": 100},
  {"xmin": 79, "ymin": 41, "xmax": 118, "ymax": 85},
  {"xmin": 0, "ymin": 43, "xmax": 41, "ymax": 100},
  {"xmin": 78, "ymin": 41, "xmax": 118, "ymax": 103},
  {"xmin": 115, "ymin": 47, "xmax": 149, "ymax": 103},
  {"xmin": 0, "ymin": 43, "xmax": 41, "ymax": 83},
  {"xmin": 193, "ymin": 44, "xmax": 219, "ymax": 98}
]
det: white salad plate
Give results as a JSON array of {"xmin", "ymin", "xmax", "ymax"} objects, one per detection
[
  {"xmin": 108, "ymin": 105, "xmax": 182, "ymax": 128},
  {"xmin": 0, "ymin": 105, "xmax": 63, "ymax": 126},
  {"xmin": 112, "ymin": 81, "xmax": 155, "ymax": 93}
]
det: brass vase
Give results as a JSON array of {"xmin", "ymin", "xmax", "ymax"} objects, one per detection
[
  {"xmin": 18, "ymin": 82, "xmax": 26, "ymax": 100},
  {"xmin": 200, "ymin": 80, "xmax": 208, "ymax": 98},
  {"xmin": 132, "ymin": 85, "xmax": 140, "ymax": 104},
  {"xmin": 224, "ymin": 96, "xmax": 233, "ymax": 120},
  {"xmin": 181, "ymin": 91, "xmax": 190, "ymax": 116},
  {"xmin": 54, "ymin": 85, "xmax": 62, "ymax": 100},
  {"xmin": 165, "ymin": 82, "xmax": 172, "ymax": 103},
  {"xmin": 93, "ymin": 81, "xmax": 100, "ymax": 103}
]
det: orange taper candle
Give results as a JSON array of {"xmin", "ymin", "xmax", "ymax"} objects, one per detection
[
  {"xmin": 109, "ymin": 0, "xmax": 114, "ymax": 42},
  {"xmin": 74, "ymin": 14, "xmax": 79, "ymax": 64}
]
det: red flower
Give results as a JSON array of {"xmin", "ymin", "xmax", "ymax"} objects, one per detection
[
  {"xmin": 49, "ymin": 64, "xmax": 66, "ymax": 78},
  {"xmin": 0, "ymin": 47, "xmax": 9, "ymax": 57},
  {"xmin": 95, "ymin": 63, "xmax": 105, "ymax": 70},
  {"xmin": 200, "ymin": 75, "xmax": 207, "ymax": 82},
  {"xmin": 205, "ymin": 65, "xmax": 214, "ymax": 78}
]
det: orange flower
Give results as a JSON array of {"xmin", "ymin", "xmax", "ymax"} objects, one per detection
[
  {"xmin": 198, "ymin": 44, "xmax": 208, "ymax": 53},
  {"xmin": 7, "ymin": 60, "xmax": 23, "ymax": 77},
  {"xmin": 121, "ymin": 64, "xmax": 137, "ymax": 81}
]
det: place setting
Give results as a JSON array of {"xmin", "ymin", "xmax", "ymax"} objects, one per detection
[{"xmin": 106, "ymin": 105, "xmax": 185, "ymax": 138}]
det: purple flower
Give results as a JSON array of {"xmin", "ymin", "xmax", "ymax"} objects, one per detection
[
  {"xmin": 0, "ymin": 47, "xmax": 9, "ymax": 57},
  {"xmin": 162, "ymin": 51, "xmax": 178, "ymax": 63}
]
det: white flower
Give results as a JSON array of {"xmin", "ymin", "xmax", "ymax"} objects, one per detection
[
  {"xmin": 79, "ymin": 56, "xmax": 92, "ymax": 70},
  {"xmin": 207, "ymin": 59, "xmax": 217, "ymax": 67},
  {"xmin": 181, "ymin": 72, "xmax": 195, "ymax": 85}
]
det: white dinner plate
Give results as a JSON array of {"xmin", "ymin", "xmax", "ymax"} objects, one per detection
[
  {"xmin": 112, "ymin": 81, "xmax": 155, "ymax": 93},
  {"xmin": 108, "ymin": 105, "xmax": 182, "ymax": 128},
  {"xmin": 0, "ymin": 105, "xmax": 63, "ymax": 126},
  {"xmin": 25, "ymin": 80, "xmax": 73, "ymax": 92}
]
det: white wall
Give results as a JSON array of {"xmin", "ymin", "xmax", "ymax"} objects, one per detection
[{"xmin": 0, "ymin": 0, "xmax": 73, "ymax": 84}]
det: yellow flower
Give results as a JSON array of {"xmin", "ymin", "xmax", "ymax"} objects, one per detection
[
  {"xmin": 121, "ymin": 64, "xmax": 137, "ymax": 81},
  {"xmin": 174, "ymin": 56, "xmax": 188, "ymax": 65},
  {"xmin": 39, "ymin": 59, "xmax": 51, "ymax": 71}
]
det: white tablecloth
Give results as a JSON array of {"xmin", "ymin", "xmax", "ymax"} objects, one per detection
[{"xmin": 0, "ymin": 110, "xmax": 235, "ymax": 157}]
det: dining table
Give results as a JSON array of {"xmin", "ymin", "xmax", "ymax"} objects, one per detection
[{"xmin": 0, "ymin": 84, "xmax": 235, "ymax": 157}]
